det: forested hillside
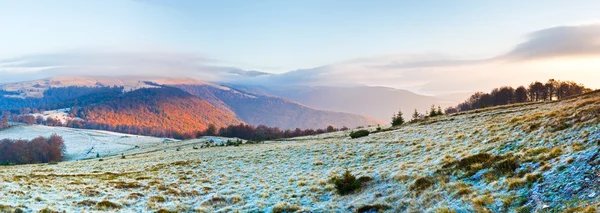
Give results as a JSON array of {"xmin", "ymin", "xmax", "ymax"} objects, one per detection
[
  {"xmin": 76, "ymin": 86, "xmax": 242, "ymax": 139},
  {"xmin": 0, "ymin": 86, "xmax": 123, "ymax": 111}
]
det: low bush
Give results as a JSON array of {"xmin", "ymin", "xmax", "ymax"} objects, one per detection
[
  {"xmin": 355, "ymin": 204, "xmax": 391, "ymax": 213},
  {"xmin": 331, "ymin": 170, "xmax": 363, "ymax": 195},
  {"xmin": 350, "ymin": 130, "xmax": 370, "ymax": 139},
  {"xmin": 0, "ymin": 134, "xmax": 65, "ymax": 165}
]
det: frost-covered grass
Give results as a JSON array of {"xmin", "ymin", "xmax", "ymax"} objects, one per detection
[
  {"xmin": 0, "ymin": 125, "xmax": 170, "ymax": 160},
  {"xmin": 29, "ymin": 108, "xmax": 75, "ymax": 125},
  {"xmin": 0, "ymin": 92, "xmax": 599, "ymax": 212}
]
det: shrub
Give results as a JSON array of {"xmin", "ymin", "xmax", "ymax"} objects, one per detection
[
  {"xmin": 331, "ymin": 170, "xmax": 362, "ymax": 195},
  {"xmin": 350, "ymin": 130, "xmax": 370, "ymax": 139},
  {"xmin": 0, "ymin": 134, "xmax": 65, "ymax": 165},
  {"xmin": 356, "ymin": 204, "xmax": 391, "ymax": 213}
]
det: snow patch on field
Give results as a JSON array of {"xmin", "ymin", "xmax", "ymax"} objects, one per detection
[
  {"xmin": 0, "ymin": 125, "xmax": 167, "ymax": 160},
  {"xmin": 29, "ymin": 108, "xmax": 76, "ymax": 124}
]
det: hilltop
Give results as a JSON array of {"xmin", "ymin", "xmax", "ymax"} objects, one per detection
[{"xmin": 0, "ymin": 91, "xmax": 598, "ymax": 212}]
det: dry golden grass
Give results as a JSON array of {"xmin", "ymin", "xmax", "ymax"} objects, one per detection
[{"xmin": 0, "ymin": 91, "xmax": 598, "ymax": 212}]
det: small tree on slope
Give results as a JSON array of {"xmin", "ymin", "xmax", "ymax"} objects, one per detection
[{"xmin": 391, "ymin": 109, "xmax": 405, "ymax": 126}]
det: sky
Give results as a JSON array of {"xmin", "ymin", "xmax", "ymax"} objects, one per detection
[{"xmin": 1, "ymin": 0, "xmax": 600, "ymax": 94}]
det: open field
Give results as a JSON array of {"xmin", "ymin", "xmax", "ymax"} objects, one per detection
[
  {"xmin": 0, "ymin": 92, "xmax": 599, "ymax": 212},
  {"xmin": 0, "ymin": 125, "xmax": 172, "ymax": 160}
]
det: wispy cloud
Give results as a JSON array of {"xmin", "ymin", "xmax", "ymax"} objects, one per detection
[
  {"xmin": 501, "ymin": 24, "xmax": 600, "ymax": 60},
  {"xmin": 248, "ymin": 23, "xmax": 600, "ymax": 94},
  {"xmin": 0, "ymin": 51, "xmax": 270, "ymax": 83},
  {"xmin": 1, "ymin": 24, "xmax": 599, "ymax": 94}
]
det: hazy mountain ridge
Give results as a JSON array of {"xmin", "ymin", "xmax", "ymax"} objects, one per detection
[
  {"xmin": 0, "ymin": 76, "xmax": 383, "ymax": 131},
  {"xmin": 252, "ymin": 85, "xmax": 461, "ymax": 121},
  {"xmin": 175, "ymin": 85, "xmax": 383, "ymax": 129}
]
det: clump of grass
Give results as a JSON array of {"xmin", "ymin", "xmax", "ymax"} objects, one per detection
[
  {"xmin": 357, "ymin": 176, "xmax": 373, "ymax": 183},
  {"xmin": 38, "ymin": 208, "xmax": 59, "ymax": 213},
  {"xmin": 355, "ymin": 204, "xmax": 391, "ymax": 213},
  {"xmin": 77, "ymin": 199, "xmax": 97, "ymax": 206},
  {"xmin": 492, "ymin": 157, "xmax": 520, "ymax": 174},
  {"xmin": 82, "ymin": 189, "xmax": 101, "ymax": 197},
  {"xmin": 230, "ymin": 195, "xmax": 243, "ymax": 204},
  {"xmin": 96, "ymin": 200, "xmax": 121, "ymax": 210},
  {"xmin": 562, "ymin": 205, "xmax": 597, "ymax": 213},
  {"xmin": 435, "ymin": 207, "xmax": 457, "ymax": 213},
  {"xmin": 392, "ymin": 174, "xmax": 411, "ymax": 182},
  {"xmin": 456, "ymin": 186, "xmax": 473, "ymax": 197},
  {"xmin": 472, "ymin": 194, "xmax": 494, "ymax": 207},
  {"xmin": 148, "ymin": 196, "xmax": 167, "ymax": 203},
  {"xmin": 201, "ymin": 196, "xmax": 229, "ymax": 207},
  {"xmin": 110, "ymin": 181, "xmax": 144, "ymax": 189},
  {"xmin": 126, "ymin": 192, "xmax": 145, "ymax": 200},
  {"xmin": 571, "ymin": 142, "xmax": 585, "ymax": 151},
  {"xmin": 410, "ymin": 176, "xmax": 435, "ymax": 191},
  {"xmin": 0, "ymin": 204, "xmax": 24, "ymax": 213},
  {"xmin": 272, "ymin": 202, "xmax": 303, "ymax": 213},
  {"xmin": 501, "ymin": 196, "xmax": 514, "ymax": 207},
  {"xmin": 507, "ymin": 178, "xmax": 526, "ymax": 190},
  {"xmin": 524, "ymin": 173, "xmax": 542, "ymax": 183},
  {"xmin": 330, "ymin": 170, "xmax": 364, "ymax": 195},
  {"xmin": 441, "ymin": 153, "xmax": 520, "ymax": 179},
  {"xmin": 155, "ymin": 209, "xmax": 178, "ymax": 213}
]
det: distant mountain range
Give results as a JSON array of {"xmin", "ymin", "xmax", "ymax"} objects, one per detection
[
  {"xmin": 233, "ymin": 85, "xmax": 468, "ymax": 121},
  {"xmin": 0, "ymin": 76, "xmax": 384, "ymax": 132},
  {"xmin": 0, "ymin": 76, "xmax": 473, "ymax": 133}
]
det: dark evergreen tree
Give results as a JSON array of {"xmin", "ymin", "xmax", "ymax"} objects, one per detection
[{"xmin": 391, "ymin": 109, "xmax": 405, "ymax": 126}]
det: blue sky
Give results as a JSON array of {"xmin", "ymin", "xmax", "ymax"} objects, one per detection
[{"xmin": 1, "ymin": 0, "xmax": 600, "ymax": 93}]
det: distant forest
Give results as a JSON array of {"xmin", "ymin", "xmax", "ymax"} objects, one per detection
[
  {"xmin": 200, "ymin": 123, "xmax": 347, "ymax": 141},
  {"xmin": 445, "ymin": 79, "xmax": 591, "ymax": 114},
  {"xmin": 0, "ymin": 134, "xmax": 65, "ymax": 165},
  {"xmin": 0, "ymin": 85, "xmax": 347, "ymax": 140},
  {"xmin": 0, "ymin": 86, "xmax": 123, "ymax": 111}
]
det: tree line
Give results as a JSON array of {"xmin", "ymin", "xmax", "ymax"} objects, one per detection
[
  {"xmin": 0, "ymin": 134, "xmax": 65, "ymax": 165},
  {"xmin": 200, "ymin": 123, "xmax": 347, "ymax": 141},
  {"xmin": 445, "ymin": 79, "xmax": 591, "ymax": 114},
  {"xmin": 0, "ymin": 86, "xmax": 124, "ymax": 111}
]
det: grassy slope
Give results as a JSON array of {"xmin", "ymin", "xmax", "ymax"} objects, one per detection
[{"xmin": 0, "ymin": 91, "xmax": 599, "ymax": 212}]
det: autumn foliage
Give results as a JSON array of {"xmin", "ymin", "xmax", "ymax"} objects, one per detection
[
  {"xmin": 76, "ymin": 87, "xmax": 241, "ymax": 139},
  {"xmin": 0, "ymin": 134, "xmax": 65, "ymax": 165}
]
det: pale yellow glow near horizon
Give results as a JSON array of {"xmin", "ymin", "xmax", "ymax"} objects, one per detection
[{"xmin": 521, "ymin": 56, "xmax": 600, "ymax": 89}]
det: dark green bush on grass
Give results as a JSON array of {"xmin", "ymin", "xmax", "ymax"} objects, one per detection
[
  {"xmin": 356, "ymin": 204, "xmax": 391, "ymax": 213},
  {"xmin": 350, "ymin": 130, "xmax": 370, "ymax": 139},
  {"xmin": 331, "ymin": 170, "xmax": 362, "ymax": 195}
]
